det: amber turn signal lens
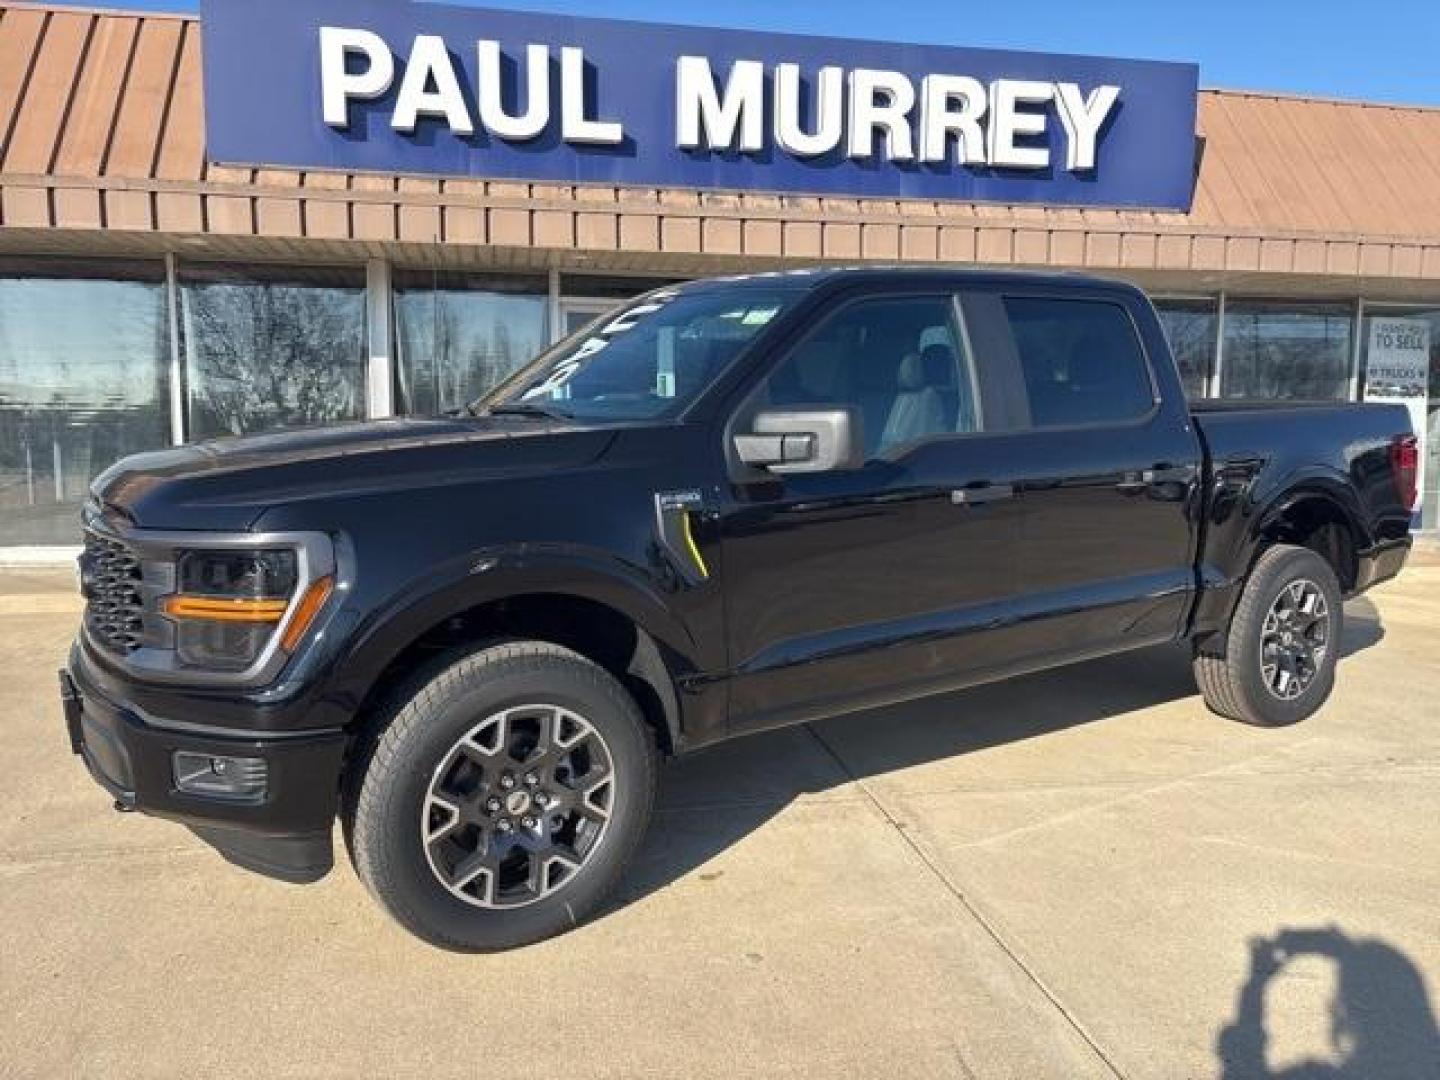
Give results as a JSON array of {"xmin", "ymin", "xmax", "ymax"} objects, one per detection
[
  {"xmin": 162, "ymin": 595, "xmax": 290, "ymax": 623},
  {"xmin": 281, "ymin": 576, "xmax": 335, "ymax": 652}
]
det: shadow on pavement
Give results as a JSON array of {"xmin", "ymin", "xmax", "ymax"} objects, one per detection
[
  {"xmin": 1339, "ymin": 597, "xmax": 1385, "ymax": 657},
  {"xmin": 1216, "ymin": 927, "xmax": 1440, "ymax": 1079},
  {"xmin": 615, "ymin": 599, "xmax": 1386, "ymax": 910}
]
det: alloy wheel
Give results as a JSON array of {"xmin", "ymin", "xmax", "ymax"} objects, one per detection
[
  {"xmin": 1259, "ymin": 578, "xmax": 1331, "ymax": 701},
  {"xmin": 421, "ymin": 704, "xmax": 615, "ymax": 909}
]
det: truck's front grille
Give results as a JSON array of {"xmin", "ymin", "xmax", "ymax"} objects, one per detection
[{"xmin": 82, "ymin": 532, "xmax": 146, "ymax": 655}]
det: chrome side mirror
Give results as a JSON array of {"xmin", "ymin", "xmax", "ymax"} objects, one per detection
[{"xmin": 734, "ymin": 408, "xmax": 863, "ymax": 475}]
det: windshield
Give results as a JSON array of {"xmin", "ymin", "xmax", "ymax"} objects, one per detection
[{"xmin": 477, "ymin": 287, "xmax": 803, "ymax": 421}]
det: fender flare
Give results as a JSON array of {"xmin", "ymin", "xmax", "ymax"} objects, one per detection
[
  {"xmin": 332, "ymin": 545, "xmax": 701, "ymax": 739},
  {"xmin": 1192, "ymin": 466, "xmax": 1375, "ymax": 645},
  {"xmin": 1246, "ymin": 467, "xmax": 1374, "ymax": 571}
]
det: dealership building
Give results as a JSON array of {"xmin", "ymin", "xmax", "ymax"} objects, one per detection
[{"xmin": 1, "ymin": 0, "xmax": 1438, "ymax": 554}]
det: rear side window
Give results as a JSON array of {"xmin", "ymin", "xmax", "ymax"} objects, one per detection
[{"xmin": 1002, "ymin": 297, "xmax": 1156, "ymax": 428}]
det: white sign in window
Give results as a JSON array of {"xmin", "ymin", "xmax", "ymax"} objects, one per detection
[{"xmin": 1364, "ymin": 317, "xmax": 1431, "ymax": 512}]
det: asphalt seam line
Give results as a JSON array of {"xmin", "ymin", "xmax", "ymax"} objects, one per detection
[{"xmin": 803, "ymin": 722, "xmax": 1128, "ymax": 1080}]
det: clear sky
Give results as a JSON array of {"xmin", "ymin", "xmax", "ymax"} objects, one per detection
[{"xmin": 43, "ymin": 0, "xmax": 1440, "ymax": 106}]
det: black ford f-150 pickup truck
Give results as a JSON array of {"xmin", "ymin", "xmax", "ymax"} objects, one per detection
[{"xmin": 62, "ymin": 268, "xmax": 1416, "ymax": 951}]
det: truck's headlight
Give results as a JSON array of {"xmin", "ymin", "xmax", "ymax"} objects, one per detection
[{"xmin": 160, "ymin": 549, "xmax": 332, "ymax": 671}]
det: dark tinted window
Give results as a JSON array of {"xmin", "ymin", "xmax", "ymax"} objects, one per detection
[{"xmin": 1003, "ymin": 297, "xmax": 1155, "ymax": 427}]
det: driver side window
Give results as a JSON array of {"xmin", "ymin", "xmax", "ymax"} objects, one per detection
[{"xmin": 762, "ymin": 295, "xmax": 980, "ymax": 460}]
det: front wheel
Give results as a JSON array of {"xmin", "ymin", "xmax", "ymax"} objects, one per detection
[
  {"xmin": 1194, "ymin": 544, "xmax": 1344, "ymax": 727},
  {"xmin": 348, "ymin": 642, "xmax": 658, "ymax": 951}
]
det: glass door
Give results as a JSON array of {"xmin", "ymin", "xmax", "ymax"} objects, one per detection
[{"xmin": 558, "ymin": 298, "xmax": 617, "ymax": 340}]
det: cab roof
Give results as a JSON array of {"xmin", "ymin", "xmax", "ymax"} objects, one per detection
[{"xmin": 673, "ymin": 266, "xmax": 1140, "ymax": 297}]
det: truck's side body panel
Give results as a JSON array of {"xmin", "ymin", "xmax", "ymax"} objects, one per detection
[
  {"xmin": 1188, "ymin": 401, "xmax": 1415, "ymax": 641},
  {"xmin": 717, "ymin": 276, "xmax": 1211, "ymax": 736}
]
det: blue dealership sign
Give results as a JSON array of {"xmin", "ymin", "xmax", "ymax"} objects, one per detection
[{"xmin": 200, "ymin": 0, "xmax": 1199, "ymax": 210}]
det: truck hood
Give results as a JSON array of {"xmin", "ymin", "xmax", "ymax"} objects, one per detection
[{"xmin": 91, "ymin": 416, "xmax": 618, "ymax": 532}]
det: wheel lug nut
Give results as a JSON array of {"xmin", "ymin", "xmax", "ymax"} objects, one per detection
[
  {"xmin": 522, "ymin": 816, "xmax": 537, "ymax": 829},
  {"xmin": 499, "ymin": 774, "xmax": 516, "ymax": 790},
  {"xmin": 497, "ymin": 818, "xmax": 513, "ymax": 833},
  {"xmin": 534, "ymin": 792, "xmax": 549, "ymax": 808},
  {"xmin": 485, "ymin": 796, "xmax": 502, "ymax": 813},
  {"xmin": 525, "ymin": 773, "xmax": 539, "ymax": 788}
]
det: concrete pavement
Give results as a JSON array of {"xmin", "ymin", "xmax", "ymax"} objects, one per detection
[{"xmin": 2, "ymin": 563, "xmax": 1438, "ymax": 1078}]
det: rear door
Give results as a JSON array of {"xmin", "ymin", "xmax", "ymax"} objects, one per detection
[
  {"xmin": 963, "ymin": 286, "xmax": 1202, "ymax": 662},
  {"xmin": 717, "ymin": 287, "xmax": 1031, "ymax": 734}
]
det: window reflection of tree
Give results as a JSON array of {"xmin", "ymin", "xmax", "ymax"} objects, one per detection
[
  {"xmin": 1156, "ymin": 303, "xmax": 1218, "ymax": 398},
  {"xmin": 185, "ymin": 280, "xmax": 364, "ymax": 438},
  {"xmin": 1226, "ymin": 308, "xmax": 1353, "ymax": 401},
  {"xmin": 419, "ymin": 296, "xmax": 518, "ymax": 414},
  {"xmin": 394, "ymin": 280, "xmax": 547, "ymax": 417}
]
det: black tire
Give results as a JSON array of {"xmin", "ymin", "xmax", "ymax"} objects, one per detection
[
  {"xmin": 348, "ymin": 641, "xmax": 658, "ymax": 952},
  {"xmin": 1193, "ymin": 544, "xmax": 1344, "ymax": 727}
]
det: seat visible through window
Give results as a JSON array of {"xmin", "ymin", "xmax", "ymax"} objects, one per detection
[
  {"xmin": 1003, "ymin": 297, "xmax": 1155, "ymax": 428},
  {"xmin": 761, "ymin": 296, "xmax": 980, "ymax": 459}
]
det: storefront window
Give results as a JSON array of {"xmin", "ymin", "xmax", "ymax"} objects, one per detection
[
  {"xmin": 1361, "ymin": 307, "xmax": 1439, "ymax": 531},
  {"xmin": 394, "ymin": 271, "xmax": 548, "ymax": 416},
  {"xmin": 1154, "ymin": 299, "xmax": 1218, "ymax": 398},
  {"xmin": 0, "ymin": 259, "xmax": 171, "ymax": 546},
  {"xmin": 180, "ymin": 263, "xmax": 367, "ymax": 440},
  {"xmin": 1221, "ymin": 301, "xmax": 1354, "ymax": 402}
]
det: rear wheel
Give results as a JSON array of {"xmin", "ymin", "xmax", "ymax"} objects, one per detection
[
  {"xmin": 1194, "ymin": 544, "xmax": 1343, "ymax": 727},
  {"xmin": 349, "ymin": 642, "xmax": 658, "ymax": 951}
]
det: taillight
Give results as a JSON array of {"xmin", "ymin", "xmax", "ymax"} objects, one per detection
[{"xmin": 1391, "ymin": 434, "xmax": 1419, "ymax": 511}]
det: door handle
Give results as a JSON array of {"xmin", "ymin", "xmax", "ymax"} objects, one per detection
[
  {"xmin": 1116, "ymin": 474, "xmax": 1149, "ymax": 494},
  {"xmin": 1117, "ymin": 465, "xmax": 1199, "ymax": 494},
  {"xmin": 1144, "ymin": 465, "xmax": 1199, "ymax": 485},
  {"xmin": 951, "ymin": 483, "xmax": 1014, "ymax": 506}
]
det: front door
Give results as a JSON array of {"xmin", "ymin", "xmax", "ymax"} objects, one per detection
[{"xmin": 718, "ymin": 291, "xmax": 1028, "ymax": 734}]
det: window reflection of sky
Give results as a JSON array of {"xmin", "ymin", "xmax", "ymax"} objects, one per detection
[
  {"xmin": 0, "ymin": 270, "xmax": 170, "ymax": 545},
  {"xmin": 0, "ymin": 278, "xmax": 166, "ymax": 408}
]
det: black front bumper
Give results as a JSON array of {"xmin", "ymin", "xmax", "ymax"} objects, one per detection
[{"xmin": 61, "ymin": 657, "xmax": 348, "ymax": 884}]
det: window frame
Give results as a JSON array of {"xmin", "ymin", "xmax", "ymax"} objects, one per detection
[
  {"xmin": 728, "ymin": 288, "xmax": 992, "ymax": 468},
  {"xmin": 972, "ymin": 286, "xmax": 1164, "ymax": 434}
]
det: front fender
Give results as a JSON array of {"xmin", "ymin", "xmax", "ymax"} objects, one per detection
[{"xmin": 328, "ymin": 542, "xmax": 705, "ymax": 713}]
